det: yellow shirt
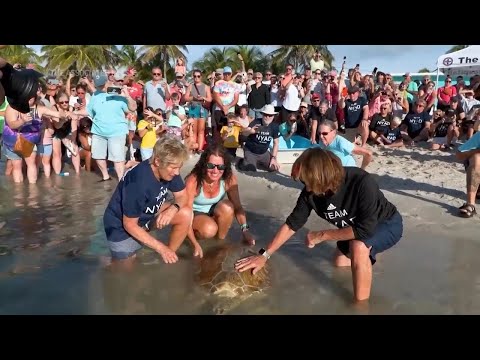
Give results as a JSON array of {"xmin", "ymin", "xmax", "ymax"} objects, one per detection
[
  {"xmin": 137, "ymin": 120, "xmax": 158, "ymax": 149},
  {"xmin": 220, "ymin": 125, "xmax": 241, "ymax": 148}
]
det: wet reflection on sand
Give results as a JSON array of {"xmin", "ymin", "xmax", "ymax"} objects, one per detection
[{"xmin": 1, "ymin": 164, "xmax": 479, "ymax": 315}]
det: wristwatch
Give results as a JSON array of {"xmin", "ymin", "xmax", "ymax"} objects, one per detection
[{"xmin": 259, "ymin": 248, "xmax": 271, "ymax": 260}]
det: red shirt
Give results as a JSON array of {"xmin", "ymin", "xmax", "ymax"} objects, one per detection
[{"xmin": 128, "ymin": 83, "xmax": 143, "ymax": 101}]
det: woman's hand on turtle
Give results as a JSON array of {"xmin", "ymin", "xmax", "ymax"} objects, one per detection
[{"xmin": 235, "ymin": 255, "xmax": 266, "ymax": 275}]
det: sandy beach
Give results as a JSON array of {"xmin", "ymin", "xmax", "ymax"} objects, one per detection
[{"xmin": 0, "ymin": 143, "xmax": 479, "ymax": 315}]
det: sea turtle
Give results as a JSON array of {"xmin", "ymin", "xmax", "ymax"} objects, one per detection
[{"xmin": 195, "ymin": 243, "xmax": 271, "ymax": 315}]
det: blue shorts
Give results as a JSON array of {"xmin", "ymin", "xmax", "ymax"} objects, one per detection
[
  {"xmin": 108, "ymin": 237, "xmax": 143, "ymax": 260},
  {"xmin": 140, "ymin": 147, "xmax": 153, "ymax": 161},
  {"xmin": 4, "ymin": 145, "xmax": 38, "ymax": 160},
  {"xmin": 337, "ymin": 211, "xmax": 403, "ymax": 265},
  {"xmin": 189, "ymin": 103, "xmax": 208, "ymax": 119},
  {"xmin": 37, "ymin": 143, "xmax": 53, "ymax": 156}
]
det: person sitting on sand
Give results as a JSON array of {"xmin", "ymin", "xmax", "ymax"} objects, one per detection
[
  {"xmin": 235, "ymin": 148, "xmax": 404, "ymax": 303},
  {"xmin": 399, "ymin": 99, "xmax": 431, "ymax": 145},
  {"xmin": 185, "ymin": 144, "xmax": 255, "ymax": 258},
  {"xmin": 375, "ymin": 117, "xmax": 404, "ymax": 148},
  {"xmin": 337, "ymin": 85, "xmax": 370, "ymax": 146},
  {"xmin": 455, "ymin": 131, "xmax": 480, "ymax": 218},
  {"xmin": 313, "ymin": 119, "xmax": 372, "ymax": 169},
  {"xmin": 430, "ymin": 108, "xmax": 458, "ymax": 150},
  {"xmin": 102, "ymin": 136, "xmax": 193, "ymax": 267},
  {"xmin": 237, "ymin": 104, "xmax": 280, "ymax": 172},
  {"xmin": 368, "ymin": 103, "xmax": 393, "ymax": 144}
]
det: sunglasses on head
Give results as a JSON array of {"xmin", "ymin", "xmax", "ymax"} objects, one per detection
[{"xmin": 206, "ymin": 163, "xmax": 226, "ymax": 170}]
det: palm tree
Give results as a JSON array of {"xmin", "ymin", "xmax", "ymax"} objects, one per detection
[
  {"xmin": 40, "ymin": 45, "xmax": 121, "ymax": 77},
  {"xmin": 138, "ymin": 45, "xmax": 188, "ymax": 83},
  {"xmin": 418, "ymin": 67, "xmax": 431, "ymax": 73},
  {"xmin": 225, "ymin": 45, "xmax": 265, "ymax": 73},
  {"xmin": 268, "ymin": 45, "xmax": 334, "ymax": 71},
  {"xmin": 445, "ymin": 45, "xmax": 469, "ymax": 54},
  {"xmin": 0, "ymin": 45, "xmax": 42, "ymax": 68},
  {"xmin": 117, "ymin": 45, "xmax": 143, "ymax": 69},
  {"xmin": 191, "ymin": 47, "xmax": 236, "ymax": 79}
]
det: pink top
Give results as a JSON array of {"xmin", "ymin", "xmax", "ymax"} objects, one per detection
[{"xmin": 369, "ymin": 96, "xmax": 391, "ymax": 118}]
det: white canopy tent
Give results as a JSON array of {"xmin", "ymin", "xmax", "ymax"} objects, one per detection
[{"xmin": 436, "ymin": 46, "xmax": 480, "ymax": 84}]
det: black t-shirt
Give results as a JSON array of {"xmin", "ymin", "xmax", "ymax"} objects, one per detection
[
  {"xmin": 344, "ymin": 97, "xmax": 368, "ymax": 128},
  {"xmin": 309, "ymin": 107, "xmax": 337, "ymax": 123},
  {"xmin": 244, "ymin": 119, "xmax": 280, "ymax": 155},
  {"xmin": 285, "ymin": 167, "xmax": 397, "ymax": 240},
  {"xmin": 401, "ymin": 110, "xmax": 431, "ymax": 135},
  {"xmin": 434, "ymin": 119, "xmax": 453, "ymax": 138},
  {"xmin": 369, "ymin": 113, "xmax": 393, "ymax": 135}
]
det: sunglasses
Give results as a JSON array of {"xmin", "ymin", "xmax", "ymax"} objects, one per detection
[
  {"xmin": 152, "ymin": 73, "xmax": 161, "ymax": 76},
  {"xmin": 193, "ymin": 75, "xmax": 201, "ymax": 78},
  {"xmin": 59, "ymin": 101, "xmax": 69, "ymax": 104},
  {"xmin": 320, "ymin": 131, "xmax": 332, "ymax": 136},
  {"xmin": 206, "ymin": 163, "xmax": 226, "ymax": 170}
]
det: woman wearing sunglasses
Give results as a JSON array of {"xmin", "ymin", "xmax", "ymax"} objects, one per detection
[
  {"xmin": 313, "ymin": 119, "xmax": 372, "ymax": 170},
  {"xmin": 185, "ymin": 144, "xmax": 255, "ymax": 258}
]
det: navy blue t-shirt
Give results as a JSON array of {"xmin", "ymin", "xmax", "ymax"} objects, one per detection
[
  {"xmin": 244, "ymin": 119, "xmax": 280, "ymax": 155},
  {"xmin": 103, "ymin": 160, "xmax": 185, "ymax": 242},
  {"xmin": 402, "ymin": 110, "xmax": 431, "ymax": 135},
  {"xmin": 385, "ymin": 127, "xmax": 401, "ymax": 142},
  {"xmin": 344, "ymin": 97, "xmax": 368, "ymax": 128},
  {"xmin": 369, "ymin": 113, "xmax": 393, "ymax": 135}
]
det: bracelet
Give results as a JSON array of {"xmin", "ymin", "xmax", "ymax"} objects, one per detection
[
  {"xmin": 171, "ymin": 203, "xmax": 180, "ymax": 212},
  {"xmin": 240, "ymin": 223, "xmax": 249, "ymax": 232}
]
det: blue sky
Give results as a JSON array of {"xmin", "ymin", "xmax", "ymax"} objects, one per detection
[{"xmin": 30, "ymin": 45, "xmax": 454, "ymax": 74}]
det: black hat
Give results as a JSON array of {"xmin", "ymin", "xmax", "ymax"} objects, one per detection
[{"xmin": 6, "ymin": 67, "xmax": 44, "ymax": 113}]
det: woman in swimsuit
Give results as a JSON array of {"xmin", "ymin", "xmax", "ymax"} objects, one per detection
[{"xmin": 185, "ymin": 145, "xmax": 255, "ymax": 257}]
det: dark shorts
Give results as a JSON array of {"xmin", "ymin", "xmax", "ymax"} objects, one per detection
[
  {"xmin": 193, "ymin": 201, "xmax": 219, "ymax": 218},
  {"xmin": 337, "ymin": 211, "xmax": 403, "ymax": 265}
]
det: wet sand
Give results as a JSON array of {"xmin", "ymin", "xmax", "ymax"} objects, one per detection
[{"xmin": 1, "ymin": 151, "xmax": 479, "ymax": 315}]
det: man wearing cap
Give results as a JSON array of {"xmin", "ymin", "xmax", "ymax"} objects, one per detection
[
  {"xmin": 212, "ymin": 66, "xmax": 239, "ymax": 143},
  {"xmin": 238, "ymin": 104, "xmax": 280, "ymax": 172},
  {"xmin": 75, "ymin": 72, "xmax": 137, "ymax": 181},
  {"xmin": 338, "ymin": 85, "xmax": 370, "ymax": 146}
]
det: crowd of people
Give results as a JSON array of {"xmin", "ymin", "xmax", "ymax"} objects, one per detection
[{"xmin": 2, "ymin": 49, "xmax": 480, "ymax": 304}]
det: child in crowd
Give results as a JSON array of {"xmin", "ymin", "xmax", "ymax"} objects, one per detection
[
  {"xmin": 221, "ymin": 113, "xmax": 242, "ymax": 158},
  {"xmin": 137, "ymin": 107, "xmax": 164, "ymax": 160},
  {"xmin": 175, "ymin": 57, "xmax": 186, "ymax": 77},
  {"xmin": 77, "ymin": 117, "xmax": 96, "ymax": 172},
  {"xmin": 165, "ymin": 93, "xmax": 187, "ymax": 141},
  {"xmin": 378, "ymin": 117, "xmax": 404, "ymax": 148}
]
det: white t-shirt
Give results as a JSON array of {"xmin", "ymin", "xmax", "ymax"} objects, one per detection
[{"xmin": 283, "ymin": 84, "xmax": 301, "ymax": 111}]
